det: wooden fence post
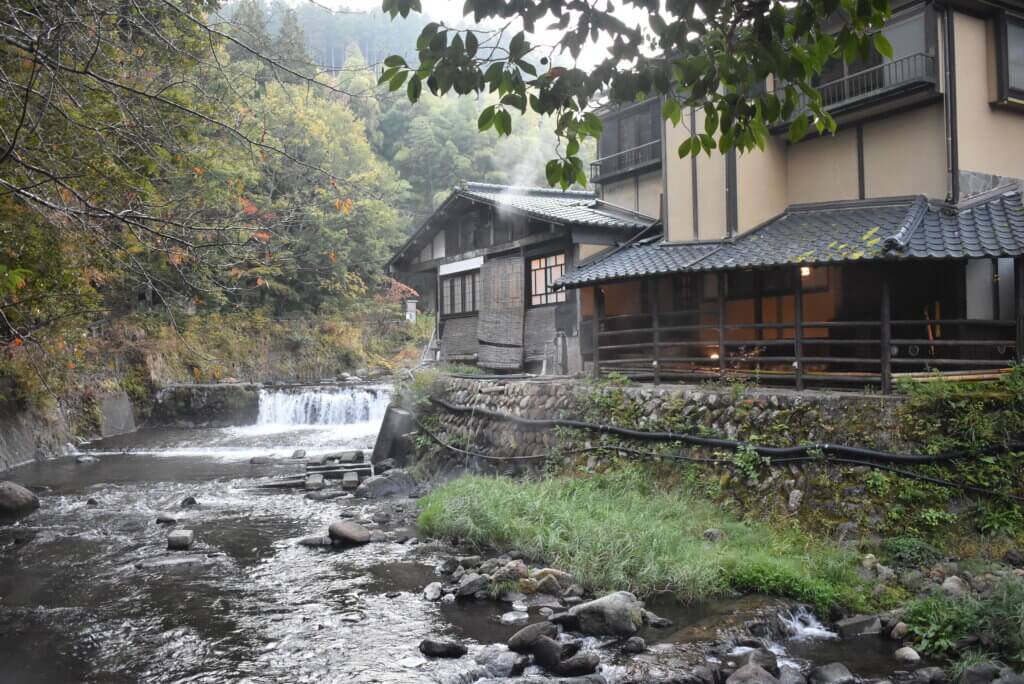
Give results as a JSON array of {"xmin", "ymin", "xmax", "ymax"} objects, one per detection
[
  {"xmin": 881, "ymin": 267, "xmax": 892, "ymax": 393},
  {"xmin": 717, "ymin": 272, "xmax": 726, "ymax": 380},
  {"xmin": 650, "ymin": 278, "xmax": 661, "ymax": 385},
  {"xmin": 592, "ymin": 286, "xmax": 603, "ymax": 379},
  {"xmin": 794, "ymin": 267, "xmax": 804, "ymax": 391}
]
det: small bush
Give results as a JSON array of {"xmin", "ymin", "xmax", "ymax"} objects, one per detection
[
  {"xmin": 880, "ymin": 536, "xmax": 944, "ymax": 567},
  {"xmin": 903, "ymin": 592, "xmax": 979, "ymax": 657},
  {"xmin": 976, "ymin": 576, "xmax": 1024, "ymax": 668}
]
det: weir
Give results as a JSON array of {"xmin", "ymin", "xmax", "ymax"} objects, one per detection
[{"xmin": 256, "ymin": 386, "xmax": 392, "ymax": 426}]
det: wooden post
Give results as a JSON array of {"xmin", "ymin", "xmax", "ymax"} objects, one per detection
[
  {"xmin": 1016, "ymin": 256, "xmax": 1023, "ymax": 365},
  {"xmin": 592, "ymin": 286, "xmax": 603, "ymax": 379},
  {"xmin": 650, "ymin": 278, "xmax": 661, "ymax": 385},
  {"xmin": 794, "ymin": 267, "xmax": 804, "ymax": 391},
  {"xmin": 881, "ymin": 267, "xmax": 892, "ymax": 394},
  {"xmin": 717, "ymin": 272, "xmax": 726, "ymax": 380}
]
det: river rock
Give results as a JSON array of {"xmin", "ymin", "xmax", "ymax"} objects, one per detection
[
  {"xmin": 354, "ymin": 469, "xmax": 416, "ymax": 499},
  {"xmin": 86, "ymin": 498, "xmax": 99, "ymax": 506},
  {"xmin": 532, "ymin": 635, "xmax": 563, "ymax": 668},
  {"xmin": 622, "ymin": 636, "xmax": 646, "ymax": 654},
  {"xmin": 419, "ymin": 638, "xmax": 467, "ymax": 658},
  {"xmin": 76, "ymin": 455, "xmax": 98, "ymax": 464},
  {"xmin": 457, "ymin": 573, "xmax": 488, "ymax": 597},
  {"xmin": 642, "ymin": 608, "xmax": 673, "ymax": 628},
  {"xmin": 1004, "ymin": 549, "xmax": 1024, "ymax": 567},
  {"xmin": 809, "ymin": 663, "xmax": 856, "ymax": 684},
  {"xmin": 424, "ymin": 582, "xmax": 443, "ymax": 601},
  {"xmin": 249, "ymin": 455, "xmax": 276, "ymax": 465},
  {"xmin": 915, "ymin": 667, "xmax": 950, "ymax": 684},
  {"xmin": 728, "ymin": 664, "xmax": 781, "ymax": 684},
  {"xmin": 896, "ymin": 647, "xmax": 921, "ymax": 665},
  {"xmin": 740, "ymin": 648, "xmax": 780, "ymax": 676},
  {"xmin": 992, "ymin": 669, "xmax": 1024, "ymax": 684},
  {"xmin": 180, "ymin": 495, "xmax": 198, "ymax": 507},
  {"xmin": 328, "ymin": 520, "xmax": 370, "ymax": 546},
  {"xmin": 156, "ymin": 512, "xmax": 177, "ymax": 524},
  {"xmin": 304, "ymin": 474, "xmax": 325, "ymax": 491},
  {"xmin": 890, "ymin": 621, "xmax": 909, "ymax": 640},
  {"xmin": 458, "ymin": 555, "xmax": 483, "ymax": 568},
  {"xmin": 501, "ymin": 611, "xmax": 529, "ymax": 625},
  {"xmin": 0, "ymin": 481, "xmax": 39, "ymax": 521},
  {"xmin": 535, "ymin": 574, "xmax": 562, "ymax": 596},
  {"xmin": 834, "ymin": 614, "xmax": 881, "ymax": 637},
  {"xmin": 959, "ymin": 663, "xmax": 1002, "ymax": 684},
  {"xmin": 941, "ymin": 576, "xmax": 970, "ymax": 598},
  {"xmin": 508, "ymin": 620, "xmax": 558, "ymax": 653},
  {"xmin": 475, "ymin": 645, "xmax": 529, "ymax": 677},
  {"xmin": 167, "ymin": 529, "xmax": 194, "ymax": 550},
  {"xmin": 568, "ymin": 591, "xmax": 644, "ymax": 636},
  {"xmin": 304, "ymin": 490, "xmax": 350, "ymax": 501},
  {"xmin": 291, "ymin": 449, "xmax": 306, "ymax": 459},
  {"xmin": 780, "ymin": 667, "xmax": 808, "ymax": 684},
  {"xmin": 492, "ymin": 559, "xmax": 529, "ymax": 582},
  {"xmin": 297, "ymin": 535, "xmax": 333, "ymax": 547},
  {"xmin": 551, "ymin": 653, "xmax": 600, "ymax": 677},
  {"xmin": 704, "ymin": 528, "xmax": 725, "ymax": 542}
]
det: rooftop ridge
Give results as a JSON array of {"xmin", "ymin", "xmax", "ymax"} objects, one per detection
[{"xmin": 460, "ymin": 180, "xmax": 596, "ymax": 199}]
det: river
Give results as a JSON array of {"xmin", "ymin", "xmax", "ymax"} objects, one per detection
[{"xmin": 0, "ymin": 385, "xmax": 906, "ymax": 683}]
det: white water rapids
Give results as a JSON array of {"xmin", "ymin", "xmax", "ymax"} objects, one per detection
[
  {"xmin": 87, "ymin": 385, "xmax": 394, "ymax": 461},
  {"xmin": 256, "ymin": 386, "xmax": 391, "ymax": 426}
]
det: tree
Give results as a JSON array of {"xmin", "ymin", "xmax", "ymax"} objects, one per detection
[
  {"xmin": 274, "ymin": 7, "xmax": 311, "ymax": 81},
  {"xmin": 379, "ymin": 0, "xmax": 894, "ymax": 187}
]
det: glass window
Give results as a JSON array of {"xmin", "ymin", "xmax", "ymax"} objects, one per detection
[
  {"xmin": 1009, "ymin": 17, "xmax": 1024, "ymax": 92},
  {"xmin": 440, "ymin": 271, "xmax": 478, "ymax": 316},
  {"xmin": 529, "ymin": 254, "xmax": 567, "ymax": 306}
]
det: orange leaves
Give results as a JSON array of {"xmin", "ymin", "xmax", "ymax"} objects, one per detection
[
  {"xmin": 328, "ymin": 251, "xmax": 337, "ymax": 263},
  {"xmin": 334, "ymin": 198, "xmax": 354, "ymax": 215},
  {"xmin": 192, "ymin": 166, "xmax": 205, "ymax": 177},
  {"xmin": 7, "ymin": 338, "xmax": 23, "ymax": 349},
  {"xmin": 240, "ymin": 197, "xmax": 259, "ymax": 216},
  {"xmin": 252, "ymin": 229, "xmax": 272, "ymax": 244},
  {"xmin": 255, "ymin": 277, "xmax": 267, "ymax": 287},
  {"xmin": 168, "ymin": 248, "xmax": 188, "ymax": 266}
]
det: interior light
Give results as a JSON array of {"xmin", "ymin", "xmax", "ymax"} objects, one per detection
[
  {"xmin": 709, "ymin": 352, "xmax": 720, "ymax": 360},
  {"xmin": 800, "ymin": 266, "xmax": 812, "ymax": 278}
]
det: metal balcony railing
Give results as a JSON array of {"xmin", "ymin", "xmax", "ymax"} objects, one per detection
[
  {"xmin": 590, "ymin": 138, "xmax": 662, "ymax": 182},
  {"xmin": 778, "ymin": 52, "xmax": 937, "ymax": 118}
]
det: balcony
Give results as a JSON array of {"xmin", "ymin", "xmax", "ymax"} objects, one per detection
[
  {"xmin": 590, "ymin": 139, "xmax": 662, "ymax": 184},
  {"xmin": 775, "ymin": 52, "xmax": 938, "ymax": 128}
]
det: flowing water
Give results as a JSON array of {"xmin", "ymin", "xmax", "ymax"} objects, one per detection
[{"xmin": 0, "ymin": 385, "xmax": 907, "ymax": 683}]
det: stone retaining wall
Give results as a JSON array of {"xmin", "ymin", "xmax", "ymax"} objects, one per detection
[
  {"xmin": 151, "ymin": 383, "xmax": 260, "ymax": 428},
  {"xmin": 422, "ymin": 375, "xmax": 920, "ymax": 540}
]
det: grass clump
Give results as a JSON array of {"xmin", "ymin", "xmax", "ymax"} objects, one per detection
[
  {"xmin": 417, "ymin": 466, "xmax": 865, "ymax": 609},
  {"xmin": 903, "ymin": 575, "xmax": 1024, "ymax": 667}
]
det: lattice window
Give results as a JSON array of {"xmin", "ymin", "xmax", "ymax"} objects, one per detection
[
  {"xmin": 440, "ymin": 271, "xmax": 479, "ymax": 316},
  {"xmin": 529, "ymin": 254, "xmax": 567, "ymax": 306}
]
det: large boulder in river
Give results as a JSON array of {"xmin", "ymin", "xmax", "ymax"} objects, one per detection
[
  {"xmin": 809, "ymin": 663, "xmax": 856, "ymax": 684},
  {"xmin": 354, "ymin": 469, "xmax": 416, "ymax": 499},
  {"xmin": 507, "ymin": 620, "xmax": 558, "ymax": 653},
  {"xmin": 0, "ymin": 481, "xmax": 39, "ymax": 522},
  {"xmin": 328, "ymin": 520, "xmax": 370, "ymax": 546},
  {"xmin": 728, "ymin": 664, "xmax": 781, "ymax": 684},
  {"xmin": 419, "ymin": 638, "xmax": 467, "ymax": 658},
  {"xmin": 568, "ymin": 591, "xmax": 645, "ymax": 636}
]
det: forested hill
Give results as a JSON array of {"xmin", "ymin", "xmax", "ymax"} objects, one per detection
[{"xmin": 0, "ymin": 0, "xmax": 576, "ymax": 431}]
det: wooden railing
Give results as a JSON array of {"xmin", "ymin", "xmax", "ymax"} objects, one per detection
[{"xmin": 588, "ymin": 313, "xmax": 1018, "ymax": 391}]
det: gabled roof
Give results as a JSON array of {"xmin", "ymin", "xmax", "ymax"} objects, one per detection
[
  {"xmin": 557, "ymin": 190, "xmax": 1024, "ymax": 287},
  {"xmin": 458, "ymin": 182, "xmax": 656, "ymax": 230},
  {"xmin": 388, "ymin": 181, "xmax": 658, "ymax": 270}
]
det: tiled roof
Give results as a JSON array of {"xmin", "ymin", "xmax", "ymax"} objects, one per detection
[
  {"xmin": 558, "ymin": 191, "xmax": 1024, "ymax": 286},
  {"xmin": 457, "ymin": 182, "xmax": 657, "ymax": 230},
  {"xmin": 557, "ymin": 237, "xmax": 722, "ymax": 287}
]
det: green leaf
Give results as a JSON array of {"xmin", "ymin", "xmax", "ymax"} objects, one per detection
[
  {"xmin": 677, "ymin": 138, "xmax": 692, "ymax": 157},
  {"xmin": 662, "ymin": 98, "xmax": 682, "ymax": 126},
  {"xmin": 466, "ymin": 31, "xmax": 478, "ymax": 57},
  {"xmin": 545, "ymin": 159, "xmax": 561, "ymax": 186},
  {"xmin": 388, "ymin": 71, "xmax": 408, "ymax": 91},
  {"xmin": 789, "ymin": 114, "xmax": 809, "ymax": 142},
  {"xmin": 407, "ymin": 76, "xmax": 422, "ymax": 101},
  {"xmin": 873, "ymin": 32, "xmax": 894, "ymax": 60},
  {"xmin": 478, "ymin": 106, "xmax": 496, "ymax": 131},
  {"xmin": 383, "ymin": 55, "xmax": 407, "ymax": 68},
  {"xmin": 495, "ymin": 109, "xmax": 512, "ymax": 135},
  {"xmin": 566, "ymin": 138, "xmax": 580, "ymax": 156}
]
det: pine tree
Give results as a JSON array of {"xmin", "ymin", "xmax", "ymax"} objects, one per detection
[{"xmin": 274, "ymin": 8, "xmax": 309, "ymax": 82}]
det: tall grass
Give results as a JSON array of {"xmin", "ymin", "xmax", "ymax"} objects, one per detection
[{"xmin": 418, "ymin": 467, "xmax": 865, "ymax": 609}]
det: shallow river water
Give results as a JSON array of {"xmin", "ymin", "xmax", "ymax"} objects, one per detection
[{"xmin": 0, "ymin": 386, "xmax": 906, "ymax": 684}]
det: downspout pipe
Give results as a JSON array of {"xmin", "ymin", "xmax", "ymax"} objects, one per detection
[{"xmin": 944, "ymin": 3, "xmax": 960, "ymax": 204}]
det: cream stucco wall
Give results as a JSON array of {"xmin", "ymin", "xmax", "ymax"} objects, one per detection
[
  {"xmin": 955, "ymin": 12, "xmax": 1024, "ymax": 184},
  {"xmin": 862, "ymin": 104, "xmax": 947, "ymax": 198},
  {"xmin": 737, "ymin": 136, "xmax": 789, "ymax": 234},
  {"xmin": 599, "ymin": 172, "xmax": 662, "ymax": 216},
  {"xmin": 664, "ymin": 115, "xmax": 695, "ymax": 242},
  {"xmin": 786, "ymin": 129, "xmax": 860, "ymax": 205},
  {"xmin": 578, "ymin": 243, "xmax": 609, "ymax": 262}
]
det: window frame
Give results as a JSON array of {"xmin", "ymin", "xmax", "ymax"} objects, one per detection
[
  {"xmin": 527, "ymin": 253, "xmax": 568, "ymax": 307},
  {"xmin": 439, "ymin": 270, "xmax": 480, "ymax": 318},
  {"xmin": 996, "ymin": 13, "xmax": 1024, "ymax": 104}
]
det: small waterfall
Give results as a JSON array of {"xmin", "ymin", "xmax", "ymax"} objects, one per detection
[
  {"xmin": 257, "ymin": 386, "xmax": 391, "ymax": 426},
  {"xmin": 777, "ymin": 605, "xmax": 838, "ymax": 641}
]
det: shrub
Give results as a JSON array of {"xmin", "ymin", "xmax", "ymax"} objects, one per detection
[
  {"xmin": 976, "ymin": 576, "xmax": 1024, "ymax": 668},
  {"xmin": 880, "ymin": 536, "xmax": 944, "ymax": 567},
  {"xmin": 903, "ymin": 592, "xmax": 979, "ymax": 657}
]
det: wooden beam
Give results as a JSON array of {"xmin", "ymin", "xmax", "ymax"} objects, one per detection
[
  {"xmin": 717, "ymin": 272, "xmax": 726, "ymax": 379},
  {"xmin": 794, "ymin": 268, "xmax": 804, "ymax": 391},
  {"xmin": 1016, "ymin": 256, "xmax": 1023, "ymax": 365},
  {"xmin": 592, "ymin": 286, "xmax": 604, "ymax": 379},
  {"xmin": 650, "ymin": 278, "xmax": 661, "ymax": 385},
  {"xmin": 880, "ymin": 266, "xmax": 892, "ymax": 394}
]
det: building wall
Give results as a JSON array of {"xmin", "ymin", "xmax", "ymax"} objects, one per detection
[
  {"xmin": 786, "ymin": 130, "xmax": 860, "ymax": 206},
  {"xmin": 578, "ymin": 243, "xmax": 609, "ymax": 262},
  {"xmin": 664, "ymin": 115, "xmax": 695, "ymax": 241},
  {"xmin": 524, "ymin": 306, "xmax": 558, "ymax": 361},
  {"xmin": 439, "ymin": 315, "xmax": 479, "ymax": 360},
  {"xmin": 599, "ymin": 171, "xmax": 662, "ymax": 216},
  {"xmin": 862, "ymin": 104, "xmax": 947, "ymax": 199},
  {"xmin": 738, "ymin": 136, "xmax": 789, "ymax": 231},
  {"xmin": 955, "ymin": 12, "xmax": 1024, "ymax": 188}
]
